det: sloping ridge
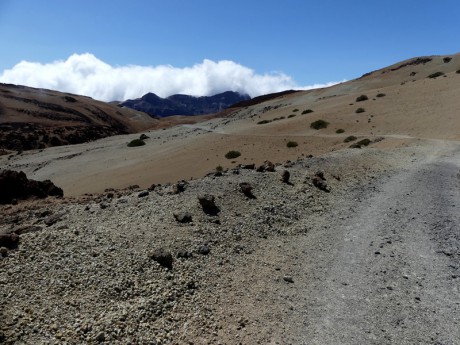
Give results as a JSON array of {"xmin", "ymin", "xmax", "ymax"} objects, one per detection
[{"xmin": 0, "ymin": 84, "xmax": 156, "ymax": 151}]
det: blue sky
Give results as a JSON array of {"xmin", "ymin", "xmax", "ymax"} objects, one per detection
[{"xmin": 0, "ymin": 0, "xmax": 459, "ymax": 100}]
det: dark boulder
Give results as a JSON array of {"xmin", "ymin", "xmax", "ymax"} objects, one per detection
[
  {"xmin": 0, "ymin": 170, "xmax": 63, "ymax": 204},
  {"xmin": 0, "ymin": 233, "xmax": 19, "ymax": 249},
  {"xmin": 197, "ymin": 194, "xmax": 220, "ymax": 215},
  {"xmin": 149, "ymin": 248, "xmax": 173, "ymax": 269}
]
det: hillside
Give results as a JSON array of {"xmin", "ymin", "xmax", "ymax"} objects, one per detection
[
  {"xmin": 2, "ymin": 54, "xmax": 460, "ymax": 344},
  {"xmin": 2, "ymin": 54, "xmax": 459, "ymax": 195},
  {"xmin": 121, "ymin": 91, "xmax": 250, "ymax": 117},
  {"xmin": 0, "ymin": 84, "xmax": 157, "ymax": 151}
]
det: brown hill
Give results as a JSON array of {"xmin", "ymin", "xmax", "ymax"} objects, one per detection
[
  {"xmin": 1, "ymin": 54, "xmax": 460, "ymax": 195},
  {"xmin": 0, "ymin": 84, "xmax": 157, "ymax": 151}
]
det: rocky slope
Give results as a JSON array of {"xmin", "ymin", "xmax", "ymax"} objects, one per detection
[
  {"xmin": 121, "ymin": 91, "xmax": 250, "ymax": 117},
  {"xmin": 1, "ymin": 141, "xmax": 459, "ymax": 344}
]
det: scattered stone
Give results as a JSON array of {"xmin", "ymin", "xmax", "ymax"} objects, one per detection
[
  {"xmin": 197, "ymin": 194, "xmax": 220, "ymax": 215},
  {"xmin": 106, "ymin": 192, "xmax": 114, "ymax": 199},
  {"xmin": 0, "ymin": 247, "xmax": 8, "ymax": 257},
  {"xmin": 0, "ymin": 233, "xmax": 19, "ymax": 249},
  {"xmin": 171, "ymin": 181, "xmax": 187, "ymax": 194},
  {"xmin": 240, "ymin": 163, "xmax": 255, "ymax": 170},
  {"xmin": 283, "ymin": 275, "xmax": 294, "ymax": 283},
  {"xmin": 150, "ymin": 248, "xmax": 173, "ymax": 269},
  {"xmin": 177, "ymin": 250, "xmax": 192, "ymax": 259},
  {"xmin": 100, "ymin": 203, "xmax": 109, "ymax": 209},
  {"xmin": 256, "ymin": 160, "xmax": 275, "ymax": 172},
  {"xmin": 280, "ymin": 170, "xmax": 290, "ymax": 184},
  {"xmin": 95, "ymin": 332, "xmax": 105, "ymax": 342},
  {"xmin": 173, "ymin": 211, "xmax": 193, "ymax": 223},
  {"xmin": 44, "ymin": 213, "xmax": 64, "ymax": 226},
  {"xmin": 138, "ymin": 191, "xmax": 149, "ymax": 198},
  {"xmin": 312, "ymin": 171, "xmax": 329, "ymax": 192},
  {"xmin": 239, "ymin": 182, "xmax": 255, "ymax": 198},
  {"xmin": 148, "ymin": 184, "xmax": 157, "ymax": 191},
  {"xmin": 13, "ymin": 225, "xmax": 42, "ymax": 235},
  {"xmin": 198, "ymin": 245, "xmax": 210, "ymax": 255}
]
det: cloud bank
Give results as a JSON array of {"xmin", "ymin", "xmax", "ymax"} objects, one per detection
[{"xmin": 0, "ymin": 53, "xmax": 342, "ymax": 101}]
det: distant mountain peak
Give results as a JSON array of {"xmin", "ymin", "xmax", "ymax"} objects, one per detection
[{"xmin": 121, "ymin": 91, "xmax": 250, "ymax": 117}]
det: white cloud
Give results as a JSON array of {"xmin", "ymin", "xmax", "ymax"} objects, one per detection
[{"xmin": 0, "ymin": 53, "xmax": 343, "ymax": 101}]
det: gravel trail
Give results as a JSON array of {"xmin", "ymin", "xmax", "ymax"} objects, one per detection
[{"xmin": 294, "ymin": 142, "xmax": 460, "ymax": 344}]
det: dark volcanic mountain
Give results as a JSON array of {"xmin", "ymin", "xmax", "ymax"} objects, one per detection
[{"xmin": 120, "ymin": 91, "xmax": 250, "ymax": 117}]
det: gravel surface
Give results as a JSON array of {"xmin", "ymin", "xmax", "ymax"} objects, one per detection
[{"xmin": 1, "ymin": 141, "xmax": 460, "ymax": 344}]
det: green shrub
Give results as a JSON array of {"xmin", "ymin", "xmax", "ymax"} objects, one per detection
[
  {"xmin": 257, "ymin": 120, "xmax": 272, "ymax": 125},
  {"xmin": 456, "ymin": 70, "xmax": 460, "ymax": 74},
  {"xmin": 288, "ymin": 114, "xmax": 296, "ymax": 118},
  {"xmin": 428, "ymin": 72, "xmax": 444, "ymax": 78},
  {"xmin": 216, "ymin": 165, "xmax": 223, "ymax": 172},
  {"xmin": 293, "ymin": 109, "xmax": 299, "ymax": 112},
  {"xmin": 310, "ymin": 119, "xmax": 329, "ymax": 130},
  {"xmin": 286, "ymin": 141, "xmax": 298, "ymax": 148},
  {"xmin": 356, "ymin": 95, "xmax": 368, "ymax": 102},
  {"xmin": 344, "ymin": 135, "xmax": 357, "ymax": 143},
  {"xmin": 350, "ymin": 138, "xmax": 371, "ymax": 148},
  {"xmin": 225, "ymin": 150, "xmax": 241, "ymax": 159},
  {"xmin": 301, "ymin": 109, "xmax": 314, "ymax": 114},
  {"xmin": 127, "ymin": 139, "xmax": 145, "ymax": 147},
  {"xmin": 376, "ymin": 93, "xmax": 386, "ymax": 97},
  {"xmin": 355, "ymin": 108, "xmax": 365, "ymax": 113},
  {"xmin": 443, "ymin": 57, "xmax": 452, "ymax": 63},
  {"xmin": 336, "ymin": 129, "xmax": 345, "ymax": 134}
]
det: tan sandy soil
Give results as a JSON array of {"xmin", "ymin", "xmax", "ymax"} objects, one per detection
[{"xmin": 1, "ymin": 54, "xmax": 459, "ymax": 196}]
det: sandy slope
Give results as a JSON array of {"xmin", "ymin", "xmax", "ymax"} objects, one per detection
[{"xmin": 1, "ymin": 54, "xmax": 459, "ymax": 197}]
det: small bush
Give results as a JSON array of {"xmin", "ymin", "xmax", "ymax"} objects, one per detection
[
  {"xmin": 139, "ymin": 134, "xmax": 149, "ymax": 140},
  {"xmin": 428, "ymin": 72, "xmax": 444, "ymax": 79},
  {"xmin": 257, "ymin": 120, "xmax": 272, "ymax": 125},
  {"xmin": 336, "ymin": 129, "xmax": 345, "ymax": 134},
  {"xmin": 443, "ymin": 57, "xmax": 452, "ymax": 63},
  {"xmin": 344, "ymin": 135, "xmax": 357, "ymax": 143},
  {"xmin": 350, "ymin": 138, "xmax": 371, "ymax": 148},
  {"xmin": 286, "ymin": 141, "xmax": 298, "ymax": 148},
  {"xmin": 356, "ymin": 95, "xmax": 368, "ymax": 102},
  {"xmin": 376, "ymin": 93, "xmax": 386, "ymax": 97},
  {"xmin": 127, "ymin": 139, "xmax": 145, "ymax": 147},
  {"xmin": 310, "ymin": 119, "xmax": 329, "ymax": 130},
  {"xmin": 355, "ymin": 108, "xmax": 365, "ymax": 113},
  {"xmin": 225, "ymin": 150, "xmax": 241, "ymax": 159},
  {"xmin": 216, "ymin": 165, "xmax": 223, "ymax": 172},
  {"xmin": 456, "ymin": 70, "xmax": 460, "ymax": 74},
  {"xmin": 292, "ymin": 109, "xmax": 299, "ymax": 112},
  {"xmin": 288, "ymin": 114, "xmax": 296, "ymax": 118},
  {"xmin": 301, "ymin": 109, "xmax": 314, "ymax": 114}
]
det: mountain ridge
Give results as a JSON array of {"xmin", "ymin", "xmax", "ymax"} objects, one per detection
[{"xmin": 120, "ymin": 90, "xmax": 250, "ymax": 117}]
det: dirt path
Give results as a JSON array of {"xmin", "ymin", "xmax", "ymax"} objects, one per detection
[{"xmin": 287, "ymin": 142, "xmax": 460, "ymax": 344}]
